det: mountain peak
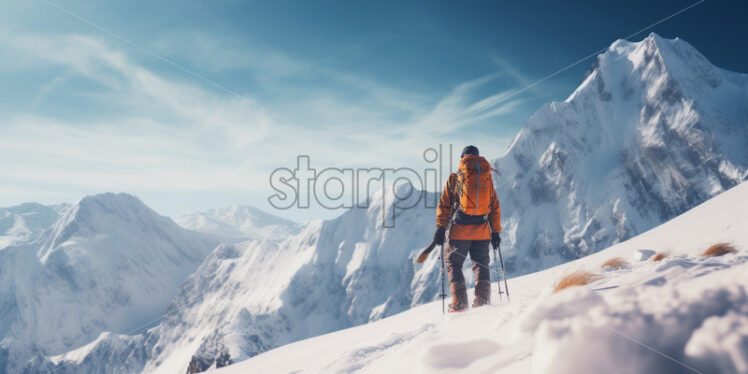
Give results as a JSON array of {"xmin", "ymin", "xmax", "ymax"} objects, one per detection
[
  {"xmin": 75, "ymin": 192, "xmax": 146, "ymax": 213},
  {"xmin": 37, "ymin": 192, "xmax": 203, "ymax": 263},
  {"xmin": 564, "ymin": 34, "xmax": 730, "ymax": 109},
  {"xmin": 495, "ymin": 34, "xmax": 748, "ymax": 274},
  {"xmin": 643, "ymin": 31, "xmax": 668, "ymax": 47},
  {"xmin": 609, "ymin": 31, "xmax": 662, "ymax": 50},
  {"xmin": 2, "ymin": 192, "xmax": 219, "ymax": 365},
  {"xmin": 60, "ymin": 192, "xmax": 160, "ymax": 237}
]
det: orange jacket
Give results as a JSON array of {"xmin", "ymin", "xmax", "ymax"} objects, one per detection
[{"xmin": 436, "ymin": 166, "xmax": 501, "ymax": 240}]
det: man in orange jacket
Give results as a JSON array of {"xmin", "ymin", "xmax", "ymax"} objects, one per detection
[{"xmin": 433, "ymin": 145, "xmax": 501, "ymax": 312}]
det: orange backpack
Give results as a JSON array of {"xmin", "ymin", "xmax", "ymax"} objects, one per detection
[{"xmin": 455, "ymin": 155, "xmax": 493, "ymax": 217}]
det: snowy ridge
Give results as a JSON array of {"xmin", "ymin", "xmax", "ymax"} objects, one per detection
[
  {"xmin": 219, "ymin": 180, "xmax": 748, "ymax": 374},
  {"xmin": 174, "ymin": 204, "xmax": 300, "ymax": 241},
  {"xmin": 494, "ymin": 33, "xmax": 748, "ymax": 275},
  {"xmin": 0, "ymin": 193, "xmax": 219, "ymax": 374}
]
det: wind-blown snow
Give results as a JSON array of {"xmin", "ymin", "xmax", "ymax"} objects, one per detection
[{"xmin": 219, "ymin": 180, "xmax": 748, "ymax": 374}]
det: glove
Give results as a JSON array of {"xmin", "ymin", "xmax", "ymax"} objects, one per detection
[
  {"xmin": 433, "ymin": 226, "xmax": 446, "ymax": 246},
  {"xmin": 491, "ymin": 232, "xmax": 501, "ymax": 249}
]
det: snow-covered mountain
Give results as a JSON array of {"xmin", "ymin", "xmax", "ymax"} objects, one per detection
[
  {"xmin": 494, "ymin": 33, "xmax": 748, "ymax": 275},
  {"xmin": 149, "ymin": 184, "xmax": 439, "ymax": 373},
  {"xmin": 39, "ymin": 184, "xmax": 442, "ymax": 373},
  {"xmin": 218, "ymin": 179, "xmax": 748, "ymax": 374},
  {"xmin": 0, "ymin": 202, "xmax": 67, "ymax": 250},
  {"xmin": 11, "ymin": 34, "xmax": 748, "ymax": 373},
  {"xmin": 0, "ymin": 193, "xmax": 219, "ymax": 374},
  {"xmin": 174, "ymin": 205, "xmax": 299, "ymax": 241}
]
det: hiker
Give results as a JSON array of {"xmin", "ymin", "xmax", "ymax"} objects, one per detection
[{"xmin": 433, "ymin": 145, "xmax": 501, "ymax": 312}]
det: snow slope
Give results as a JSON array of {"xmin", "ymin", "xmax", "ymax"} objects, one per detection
[
  {"xmin": 1, "ymin": 193, "xmax": 219, "ymax": 374},
  {"xmin": 174, "ymin": 204, "xmax": 299, "ymax": 241},
  {"xmin": 219, "ymin": 180, "xmax": 748, "ymax": 374},
  {"xmin": 0, "ymin": 202, "xmax": 67, "ymax": 250},
  {"xmin": 494, "ymin": 33, "xmax": 748, "ymax": 275}
]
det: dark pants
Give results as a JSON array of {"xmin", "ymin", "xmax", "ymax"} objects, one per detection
[{"xmin": 445, "ymin": 239, "xmax": 491, "ymax": 284}]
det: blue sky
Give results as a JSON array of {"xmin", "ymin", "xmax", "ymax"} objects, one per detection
[{"xmin": 0, "ymin": 0, "xmax": 746, "ymax": 221}]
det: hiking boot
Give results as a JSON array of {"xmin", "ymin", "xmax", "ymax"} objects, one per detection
[
  {"xmin": 472, "ymin": 280, "xmax": 491, "ymax": 308},
  {"xmin": 448, "ymin": 282, "xmax": 468, "ymax": 312}
]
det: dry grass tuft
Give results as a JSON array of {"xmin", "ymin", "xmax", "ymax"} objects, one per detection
[
  {"xmin": 553, "ymin": 271, "xmax": 601, "ymax": 293},
  {"xmin": 601, "ymin": 257, "xmax": 629, "ymax": 270},
  {"xmin": 701, "ymin": 242, "xmax": 737, "ymax": 257},
  {"xmin": 651, "ymin": 252, "xmax": 668, "ymax": 262}
]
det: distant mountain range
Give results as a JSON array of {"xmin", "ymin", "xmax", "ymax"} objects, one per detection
[
  {"xmin": 0, "ymin": 202, "xmax": 67, "ymax": 249},
  {"xmin": 174, "ymin": 205, "xmax": 300, "ymax": 241}
]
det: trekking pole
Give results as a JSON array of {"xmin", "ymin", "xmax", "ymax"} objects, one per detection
[
  {"xmin": 492, "ymin": 246, "xmax": 504, "ymax": 302},
  {"xmin": 497, "ymin": 243, "xmax": 510, "ymax": 302},
  {"xmin": 439, "ymin": 244, "xmax": 446, "ymax": 314}
]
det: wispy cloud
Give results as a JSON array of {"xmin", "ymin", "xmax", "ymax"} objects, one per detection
[{"xmin": 0, "ymin": 30, "xmax": 535, "ymax": 215}]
